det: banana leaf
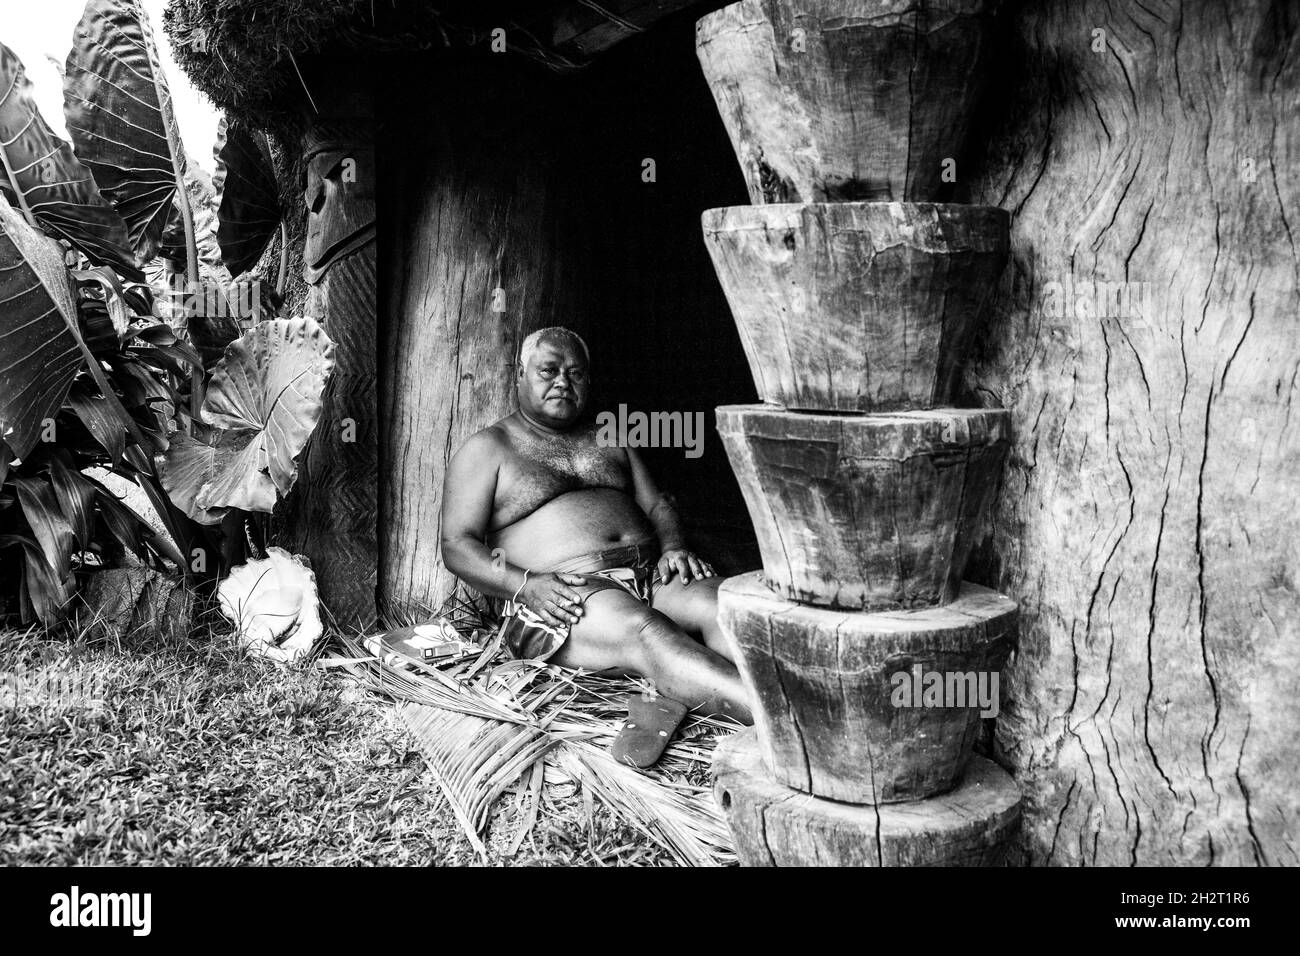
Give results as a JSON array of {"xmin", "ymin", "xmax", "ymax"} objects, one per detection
[
  {"xmin": 0, "ymin": 41, "xmax": 141, "ymax": 280},
  {"xmin": 160, "ymin": 318, "xmax": 334, "ymax": 523},
  {"xmin": 63, "ymin": 0, "xmax": 196, "ymax": 278},
  {"xmin": 0, "ymin": 193, "xmax": 84, "ymax": 459},
  {"xmin": 213, "ymin": 117, "xmax": 281, "ymax": 277}
]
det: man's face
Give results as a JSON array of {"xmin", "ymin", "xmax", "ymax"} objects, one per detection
[{"xmin": 517, "ymin": 339, "xmax": 590, "ymax": 428}]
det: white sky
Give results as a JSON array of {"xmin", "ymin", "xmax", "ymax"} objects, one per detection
[{"xmin": 3, "ymin": 0, "xmax": 222, "ymax": 172}]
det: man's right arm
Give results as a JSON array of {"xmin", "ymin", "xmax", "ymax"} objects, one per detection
[{"xmin": 439, "ymin": 431, "xmax": 520, "ymax": 600}]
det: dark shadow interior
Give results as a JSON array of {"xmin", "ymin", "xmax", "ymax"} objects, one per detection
[
  {"xmin": 565, "ymin": 14, "xmax": 759, "ymax": 572},
  {"xmin": 377, "ymin": 10, "xmax": 760, "ymax": 574}
]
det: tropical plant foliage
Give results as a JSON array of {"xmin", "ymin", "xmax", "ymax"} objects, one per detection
[
  {"xmin": 213, "ymin": 117, "xmax": 282, "ymax": 278},
  {"xmin": 0, "ymin": 41, "xmax": 140, "ymax": 279},
  {"xmin": 64, "ymin": 0, "xmax": 194, "ymax": 270},
  {"xmin": 0, "ymin": 1, "xmax": 299, "ymax": 628},
  {"xmin": 162, "ymin": 318, "xmax": 334, "ymax": 524}
]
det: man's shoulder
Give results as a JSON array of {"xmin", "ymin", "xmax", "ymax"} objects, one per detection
[{"xmin": 454, "ymin": 421, "xmax": 512, "ymax": 460}]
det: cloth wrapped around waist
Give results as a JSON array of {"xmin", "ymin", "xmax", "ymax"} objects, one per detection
[{"xmin": 498, "ymin": 541, "xmax": 661, "ymax": 662}]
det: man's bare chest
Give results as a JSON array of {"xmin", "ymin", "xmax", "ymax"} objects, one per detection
[{"xmin": 495, "ymin": 430, "xmax": 630, "ymax": 516}]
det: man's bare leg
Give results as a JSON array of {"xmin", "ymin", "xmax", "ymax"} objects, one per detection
[
  {"xmin": 651, "ymin": 576, "xmax": 733, "ymax": 661},
  {"xmin": 552, "ymin": 588, "xmax": 753, "ymax": 724}
]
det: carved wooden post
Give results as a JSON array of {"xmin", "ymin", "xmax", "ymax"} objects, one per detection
[
  {"xmin": 275, "ymin": 63, "xmax": 378, "ymax": 628},
  {"xmin": 697, "ymin": 0, "xmax": 993, "ymax": 203},
  {"xmin": 699, "ymin": 0, "xmax": 1021, "ymax": 865}
]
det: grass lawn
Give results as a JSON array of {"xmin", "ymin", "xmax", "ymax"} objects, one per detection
[{"xmin": 0, "ymin": 620, "xmax": 679, "ymax": 866}]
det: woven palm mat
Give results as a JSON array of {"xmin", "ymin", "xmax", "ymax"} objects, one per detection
[{"xmin": 330, "ymin": 621, "xmax": 740, "ymax": 866}]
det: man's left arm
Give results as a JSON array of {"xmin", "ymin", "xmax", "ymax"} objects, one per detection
[{"xmin": 626, "ymin": 447, "xmax": 714, "ymax": 585}]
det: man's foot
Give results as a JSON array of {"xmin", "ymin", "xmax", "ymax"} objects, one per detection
[{"xmin": 611, "ymin": 691, "xmax": 689, "ymax": 769}]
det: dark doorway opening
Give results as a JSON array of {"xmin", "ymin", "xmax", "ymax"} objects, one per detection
[{"xmin": 378, "ymin": 9, "xmax": 759, "ymax": 594}]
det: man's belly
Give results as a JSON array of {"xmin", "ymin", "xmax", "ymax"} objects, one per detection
[{"xmin": 488, "ymin": 488, "xmax": 658, "ymax": 570}]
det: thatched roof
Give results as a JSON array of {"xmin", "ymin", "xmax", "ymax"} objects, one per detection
[{"xmin": 165, "ymin": 0, "xmax": 712, "ymax": 131}]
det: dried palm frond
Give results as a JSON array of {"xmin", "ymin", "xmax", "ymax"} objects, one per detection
[
  {"xmin": 398, "ymin": 702, "xmax": 556, "ymax": 857},
  {"xmin": 334, "ymin": 611, "xmax": 739, "ymax": 866},
  {"xmin": 553, "ymin": 740, "xmax": 734, "ymax": 868}
]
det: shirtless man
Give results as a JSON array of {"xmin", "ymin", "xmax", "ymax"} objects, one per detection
[{"xmin": 440, "ymin": 327, "xmax": 752, "ymax": 724}]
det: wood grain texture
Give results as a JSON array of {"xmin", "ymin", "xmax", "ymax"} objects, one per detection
[
  {"xmin": 696, "ymin": 0, "xmax": 993, "ymax": 203},
  {"xmin": 703, "ymin": 202, "xmax": 1008, "ymax": 411},
  {"xmin": 273, "ymin": 90, "xmax": 378, "ymax": 628},
  {"xmin": 380, "ymin": 60, "xmax": 591, "ymax": 616},
  {"xmin": 717, "ymin": 404, "xmax": 1010, "ymax": 608},
  {"xmin": 713, "ymin": 727, "xmax": 1021, "ymax": 865},
  {"xmin": 720, "ymin": 572, "xmax": 1017, "ymax": 802},
  {"xmin": 962, "ymin": 0, "xmax": 1300, "ymax": 864}
]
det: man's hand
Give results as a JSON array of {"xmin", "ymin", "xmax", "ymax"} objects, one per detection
[
  {"xmin": 520, "ymin": 572, "xmax": 589, "ymax": 628},
  {"xmin": 657, "ymin": 549, "xmax": 715, "ymax": 586}
]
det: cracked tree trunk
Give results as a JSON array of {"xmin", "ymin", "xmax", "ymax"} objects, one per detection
[{"xmin": 966, "ymin": 0, "xmax": 1299, "ymax": 865}]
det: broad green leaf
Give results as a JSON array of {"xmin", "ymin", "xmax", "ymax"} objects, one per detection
[
  {"xmin": 161, "ymin": 156, "xmax": 229, "ymax": 283},
  {"xmin": 10, "ymin": 474, "xmax": 76, "ymax": 583},
  {"xmin": 67, "ymin": 381, "xmax": 125, "ymax": 465},
  {"xmin": 63, "ymin": 0, "xmax": 191, "ymax": 264},
  {"xmin": 157, "ymin": 428, "xmax": 218, "ymax": 523},
  {"xmin": 213, "ymin": 116, "xmax": 281, "ymax": 276},
  {"xmin": 47, "ymin": 456, "xmax": 97, "ymax": 551},
  {"xmin": 0, "ymin": 193, "xmax": 83, "ymax": 458},
  {"xmin": 87, "ymin": 479, "xmax": 155, "ymax": 563},
  {"xmin": 202, "ymin": 317, "xmax": 335, "ymax": 493},
  {"xmin": 0, "ymin": 533, "xmax": 72, "ymax": 624},
  {"xmin": 71, "ymin": 266, "xmax": 132, "ymax": 341},
  {"xmin": 160, "ymin": 318, "xmax": 334, "ymax": 521},
  {"xmin": 127, "ymin": 323, "xmax": 178, "ymax": 346},
  {"xmin": 0, "ymin": 41, "xmax": 141, "ymax": 279},
  {"xmin": 158, "ymin": 427, "xmax": 244, "ymax": 525}
]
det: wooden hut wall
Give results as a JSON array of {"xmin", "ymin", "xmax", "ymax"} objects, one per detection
[{"xmin": 378, "ymin": 14, "xmax": 756, "ymax": 616}]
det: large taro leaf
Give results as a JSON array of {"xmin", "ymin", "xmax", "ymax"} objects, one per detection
[
  {"xmin": 213, "ymin": 116, "xmax": 281, "ymax": 277},
  {"xmin": 160, "ymin": 155, "xmax": 230, "ymax": 286},
  {"xmin": 0, "ymin": 193, "xmax": 84, "ymax": 459},
  {"xmin": 63, "ymin": 0, "xmax": 190, "ymax": 264},
  {"xmin": 0, "ymin": 41, "xmax": 141, "ymax": 279},
  {"xmin": 161, "ymin": 318, "xmax": 334, "ymax": 523}
]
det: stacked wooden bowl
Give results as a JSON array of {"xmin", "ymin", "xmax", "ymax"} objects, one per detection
[{"xmin": 697, "ymin": 0, "xmax": 1022, "ymax": 865}]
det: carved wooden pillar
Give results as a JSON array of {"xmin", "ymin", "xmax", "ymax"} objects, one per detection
[
  {"xmin": 275, "ymin": 64, "xmax": 378, "ymax": 628},
  {"xmin": 698, "ymin": 0, "xmax": 1020, "ymax": 866}
]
